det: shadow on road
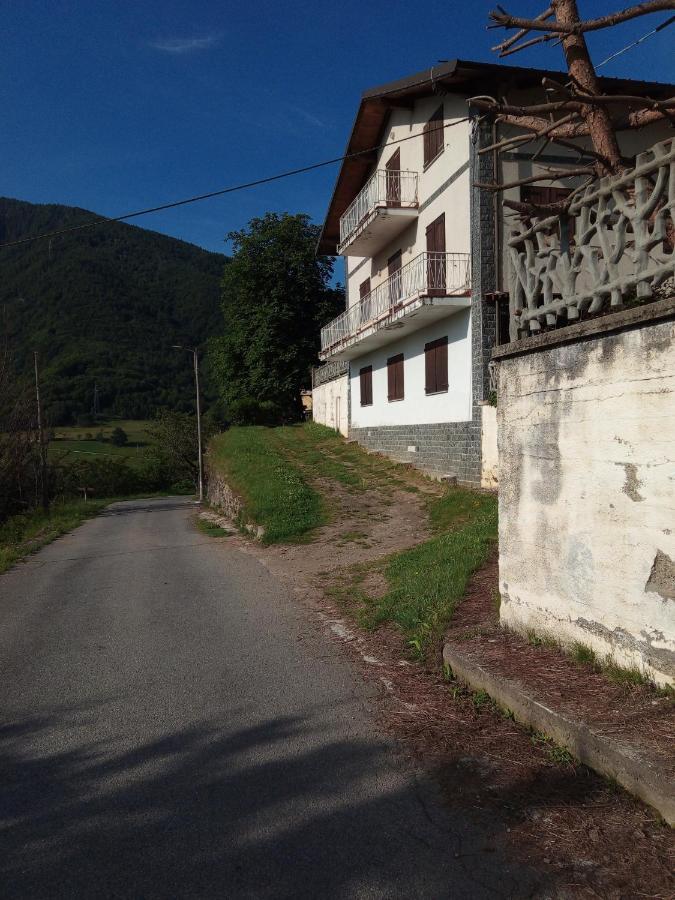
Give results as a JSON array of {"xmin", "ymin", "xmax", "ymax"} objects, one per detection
[{"xmin": 0, "ymin": 705, "xmax": 547, "ymax": 899}]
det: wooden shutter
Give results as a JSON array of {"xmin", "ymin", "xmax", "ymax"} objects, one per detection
[
  {"xmin": 387, "ymin": 353, "xmax": 404, "ymax": 401},
  {"xmin": 388, "ymin": 250, "xmax": 402, "ymax": 307},
  {"xmin": 360, "ymin": 365, "xmax": 373, "ymax": 406},
  {"xmin": 424, "ymin": 105, "xmax": 444, "ymax": 168},
  {"xmin": 425, "ymin": 214, "xmax": 446, "ymax": 296},
  {"xmin": 424, "ymin": 337, "xmax": 448, "ymax": 394},
  {"xmin": 359, "ymin": 278, "xmax": 371, "ymax": 299},
  {"xmin": 385, "ymin": 148, "xmax": 401, "ymax": 207},
  {"xmin": 425, "ymin": 342, "xmax": 436, "ymax": 394},
  {"xmin": 435, "ymin": 337, "xmax": 448, "ymax": 391}
]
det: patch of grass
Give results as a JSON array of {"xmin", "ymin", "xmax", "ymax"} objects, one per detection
[
  {"xmin": 195, "ymin": 519, "xmax": 230, "ymax": 538},
  {"xmin": 271, "ymin": 422, "xmax": 423, "ymax": 495},
  {"xmin": 526, "ymin": 629, "xmax": 559, "ymax": 650},
  {"xmin": 603, "ymin": 659, "xmax": 652, "ymax": 688},
  {"xmin": 530, "ymin": 730, "xmax": 576, "ymax": 768},
  {"xmin": 571, "ymin": 641, "xmax": 599, "ymax": 668},
  {"xmin": 209, "ymin": 427, "xmax": 324, "ymax": 544},
  {"xmin": 359, "ymin": 490, "xmax": 498, "ymax": 658},
  {"xmin": 0, "ymin": 500, "xmax": 109, "ymax": 574},
  {"xmin": 472, "ymin": 689, "xmax": 493, "ymax": 711}
]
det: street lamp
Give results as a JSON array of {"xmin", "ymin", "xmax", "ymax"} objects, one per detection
[{"xmin": 172, "ymin": 345, "xmax": 204, "ymax": 503}]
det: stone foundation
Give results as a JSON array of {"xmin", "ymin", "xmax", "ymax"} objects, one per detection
[{"xmin": 349, "ymin": 418, "xmax": 481, "ymax": 485}]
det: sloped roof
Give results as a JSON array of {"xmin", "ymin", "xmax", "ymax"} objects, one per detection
[{"xmin": 317, "ymin": 58, "xmax": 673, "ymax": 254}]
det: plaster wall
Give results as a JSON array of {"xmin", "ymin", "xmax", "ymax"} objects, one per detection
[
  {"xmin": 349, "ymin": 310, "xmax": 472, "ymax": 428},
  {"xmin": 345, "ymin": 95, "xmax": 472, "ymax": 308},
  {"xmin": 497, "ymin": 317, "xmax": 675, "ymax": 687},
  {"xmin": 480, "ymin": 404, "xmax": 498, "ymax": 489},
  {"xmin": 312, "ymin": 374, "xmax": 349, "ymax": 436}
]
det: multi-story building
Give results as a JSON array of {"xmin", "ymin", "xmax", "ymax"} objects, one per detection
[{"xmin": 314, "ymin": 58, "xmax": 672, "ymax": 486}]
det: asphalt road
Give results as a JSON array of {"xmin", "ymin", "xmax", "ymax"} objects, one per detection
[{"xmin": 0, "ymin": 497, "xmax": 537, "ymax": 899}]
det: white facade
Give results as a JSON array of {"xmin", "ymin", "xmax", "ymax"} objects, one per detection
[
  {"xmin": 350, "ymin": 311, "xmax": 471, "ymax": 428},
  {"xmin": 344, "ymin": 95, "xmax": 472, "ymax": 313},
  {"xmin": 312, "ymin": 374, "xmax": 349, "ymax": 436},
  {"xmin": 341, "ymin": 94, "xmax": 474, "ymax": 431}
]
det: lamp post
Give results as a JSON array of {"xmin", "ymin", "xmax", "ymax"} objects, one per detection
[{"xmin": 172, "ymin": 345, "xmax": 203, "ymax": 502}]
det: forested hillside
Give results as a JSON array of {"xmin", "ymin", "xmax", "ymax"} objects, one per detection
[{"xmin": 0, "ymin": 197, "xmax": 226, "ymax": 424}]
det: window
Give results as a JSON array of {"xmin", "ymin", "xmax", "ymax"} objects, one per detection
[
  {"xmin": 423, "ymin": 105, "xmax": 444, "ymax": 169},
  {"xmin": 359, "ymin": 278, "xmax": 371, "ymax": 299},
  {"xmin": 424, "ymin": 337, "xmax": 448, "ymax": 394},
  {"xmin": 387, "ymin": 354, "xmax": 404, "ymax": 402},
  {"xmin": 360, "ymin": 365, "xmax": 373, "ymax": 406}
]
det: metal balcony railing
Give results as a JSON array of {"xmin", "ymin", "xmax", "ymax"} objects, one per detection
[
  {"xmin": 339, "ymin": 169, "xmax": 418, "ymax": 247},
  {"xmin": 321, "ymin": 251, "xmax": 471, "ymax": 354}
]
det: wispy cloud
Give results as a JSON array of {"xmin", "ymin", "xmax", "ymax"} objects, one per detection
[
  {"xmin": 284, "ymin": 103, "xmax": 329, "ymax": 131},
  {"xmin": 149, "ymin": 33, "xmax": 221, "ymax": 54}
]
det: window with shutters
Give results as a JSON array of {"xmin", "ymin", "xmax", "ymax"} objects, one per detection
[
  {"xmin": 359, "ymin": 365, "xmax": 373, "ymax": 406},
  {"xmin": 387, "ymin": 354, "xmax": 404, "ymax": 402},
  {"xmin": 424, "ymin": 337, "xmax": 448, "ymax": 394},
  {"xmin": 423, "ymin": 105, "xmax": 444, "ymax": 169}
]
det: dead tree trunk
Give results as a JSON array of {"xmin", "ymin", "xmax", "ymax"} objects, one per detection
[{"xmin": 554, "ymin": 0, "xmax": 623, "ymax": 174}]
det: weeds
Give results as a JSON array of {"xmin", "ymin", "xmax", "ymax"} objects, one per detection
[
  {"xmin": 527, "ymin": 629, "xmax": 558, "ymax": 650},
  {"xmin": 530, "ymin": 730, "xmax": 576, "ymax": 768},
  {"xmin": 571, "ymin": 641, "xmax": 599, "ymax": 668},
  {"xmin": 195, "ymin": 519, "xmax": 230, "ymax": 538}
]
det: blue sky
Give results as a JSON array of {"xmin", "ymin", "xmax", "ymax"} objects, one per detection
[{"xmin": 2, "ymin": 1, "xmax": 673, "ymax": 255}]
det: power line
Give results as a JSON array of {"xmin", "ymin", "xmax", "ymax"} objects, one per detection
[
  {"xmin": 596, "ymin": 14, "xmax": 675, "ymax": 69},
  {"xmin": 0, "ymin": 117, "xmax": 470, "ymax": 250}
]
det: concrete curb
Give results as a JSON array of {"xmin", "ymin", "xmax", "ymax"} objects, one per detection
[{"xmin": 442, "ymin": 643, "xmax": 675, "ymax": 827}]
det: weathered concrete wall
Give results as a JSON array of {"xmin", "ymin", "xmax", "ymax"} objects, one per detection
[
  {"xmin": 496, "ymin": 311, "xmax": 675, "ymax": 687},
  {"xmin": 312, "ymin": 374, "xmax": 349, "ymax": 436},
  {"xmin": 480, "ymin": 404, "xmax": 498, "ymax": 490}
]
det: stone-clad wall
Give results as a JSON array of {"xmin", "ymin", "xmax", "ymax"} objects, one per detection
[
  {"xmin": 494, "ymin": 301, "xmax": 675, "ymax": 687},
  {"xmin": 349, "ymin": 422, "xmax": 481, "ymax": 485}
]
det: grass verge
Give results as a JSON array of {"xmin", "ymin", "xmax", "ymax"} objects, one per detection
[
  {"xmin": 0, "ymin": 500, "xmax": 110, "ymax": 574},
  {"xmin": 328, "ymin": 489, "xmax": 498, "ymax": 660},
  {"xmin": 208, "ymin": 427, "xmax": 324, "ymax": 544}
]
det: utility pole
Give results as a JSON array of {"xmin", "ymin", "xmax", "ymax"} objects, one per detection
[
  {"xmin": 33, "ymin": 350, "xmax": 49, "ymax": 512},
  {"xmin": 193, "ymin": 348, "xmax": 204, "ymax": 504},
  {"xmin": 172, "ymin": 345, "xmax": 204, "ymax": 502}
]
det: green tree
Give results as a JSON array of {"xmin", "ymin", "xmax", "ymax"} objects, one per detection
[
  {"xmin": 110, "ymin": 427, "xmax": 128, "ymax": 447},
  {"xmin": 210, "ymin": 213, "xmax": 344, "ymax": 423}
]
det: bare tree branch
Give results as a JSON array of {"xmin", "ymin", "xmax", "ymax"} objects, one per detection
[
  {"xmin": 492, "ymin": 5, "xmax": 553, "ymax": 51},
  {"xmin": 488, "ymin": 1, "xmax": 675, "ymax": 35},
  {"xmin": 475, "ymin": 167, "xmax": 593, "ymax": 192}
]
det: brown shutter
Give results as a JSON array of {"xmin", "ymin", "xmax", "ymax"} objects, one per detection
[
  {"xmin": 359, "ymin": 278, "xmax": 371, "ymax": 299},
  {"xmin": 425, "ymin": 338, "xmax": 448, "ymax": 394},
  {"xmin": 424, "ymin": 106, "xmax": 444, "ymax": 167},
  {"xmin": 387, "ymin": 354, "xmax": 404, "ymax": 401},
  {"xmin": 396, "ymin": 354, "xmax": 404, "ymax": 400},
  {"xmin": 424, "ymin": 342, "xmax": 435, "ymax": 394},
  {"xmin": 360, "ymin": 365, "xmax": 373, "ymax": 406},
  {"xmin": 436, "ymin": 337, "xmax": 448, "ymax": 391}
]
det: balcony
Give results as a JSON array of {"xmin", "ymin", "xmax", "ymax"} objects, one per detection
[
  {"xmin": 320, "ymin": 251, "xmax": 471, "ymax": 361},
  {"xmin": 338, "ymin": 169, "xmax": 418, "ymax": 256}
]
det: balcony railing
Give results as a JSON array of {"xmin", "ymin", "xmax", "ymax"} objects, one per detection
[
  {"xmin": 321, "ymin": 251, "xmax": 470, "ymax": 354},
  {"xmin": 339, "ymin": 169, "xmax": 418, "ymax": 248}
]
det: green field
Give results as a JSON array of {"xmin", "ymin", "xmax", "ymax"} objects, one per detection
[{"xmin": 48, "ymin": 420, "xmax": 154, "ymax": 468}]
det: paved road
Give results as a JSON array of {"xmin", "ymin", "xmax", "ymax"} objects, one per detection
[{"xmin": 0, "ymin": 497, "xmax": 537, "ymax": 899}]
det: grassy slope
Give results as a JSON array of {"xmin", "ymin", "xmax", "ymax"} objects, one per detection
[
  {"xmin": 208, "ymin": 427, "xmax": 324, "ymax": 544},
  {"xmin": 209, "ymin": 423, "xmax": 498, "ymax": 658}
]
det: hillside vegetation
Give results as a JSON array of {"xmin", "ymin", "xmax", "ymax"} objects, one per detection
[{"xmin": 0, "ymin": 197, "xmax": 226, "ymax": 424}]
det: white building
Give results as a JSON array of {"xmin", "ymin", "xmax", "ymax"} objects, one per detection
[{"xmin": 314, "ymin": 59, "xmax": 673, "ymax": 485}]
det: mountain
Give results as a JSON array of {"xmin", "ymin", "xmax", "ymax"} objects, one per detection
[{"xmin": 0, "ymin": 197, "xmax": 227, "ymax": 424}]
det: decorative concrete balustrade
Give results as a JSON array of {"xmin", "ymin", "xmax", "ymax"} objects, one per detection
[{"xmin": 508, "ymin": 138, "xmax": 675, "ymax": 340}]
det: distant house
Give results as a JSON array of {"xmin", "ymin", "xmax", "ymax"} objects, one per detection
[{"xmin": 313, "ymin": 58, "xmax": 672, "ymax": 486}]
